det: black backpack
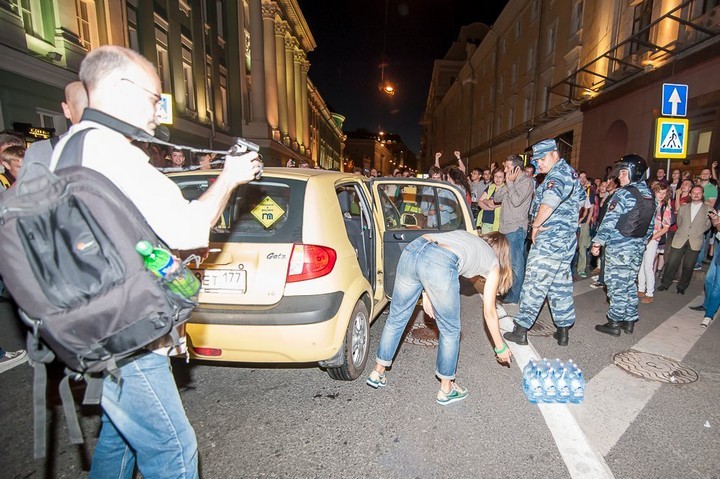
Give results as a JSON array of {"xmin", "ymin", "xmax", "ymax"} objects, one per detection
[
  {"xmin": 0, "ymin": 129, "xmax": 197, "ymax": 457},
  {"xmin": 616, "ymin": 185, "xmax": 656, "ymax": 238}
]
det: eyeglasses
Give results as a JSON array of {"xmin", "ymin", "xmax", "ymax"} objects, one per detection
[{"xmin": 120, "ymin": 78, "xmax": 162, "ymax": 106}]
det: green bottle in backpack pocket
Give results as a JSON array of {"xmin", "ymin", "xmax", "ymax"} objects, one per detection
[{"xmin": 135, "ymin": 240, "xmax": 200, "ymax": 298}]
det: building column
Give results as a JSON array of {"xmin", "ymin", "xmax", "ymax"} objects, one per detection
[
  {"xmin": 248, "ymin": 0, "xmax": 266, "ymax": 129},
  {"xmin": 274, "ymin": 22, "xmax": 289, "ymax": 140},
  {"xmin": 261, "ymin": 1, "xmax": 279, "ymax": 136},
  {"xmin": 293, "ymin": 50, "xmax": 305, "ymax": 152},
  {"xmin": 285, "ymin": 35, "xmax": 298, "ymax": 147},
  {"xmin": 300, "ymin": 60, "xmax": 310, "ymax": 151}
]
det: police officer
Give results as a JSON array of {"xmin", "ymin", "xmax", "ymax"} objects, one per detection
[
  {"xmin": 504, "ymin": 139, "xmax": 585, "ymax": 346},
  {"xmin": 591, "ymin": 154, "xmax": 655, "ymax": 336}
]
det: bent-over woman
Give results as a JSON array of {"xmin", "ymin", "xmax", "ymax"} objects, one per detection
[{"xmin": 367, "ymin": 230, "xmax": 513, "ymax": 405}]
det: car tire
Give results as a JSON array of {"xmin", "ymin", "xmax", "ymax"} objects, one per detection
[{"xmin": 327, "ymin": 300, "xmax": 370, "ymax": 381}]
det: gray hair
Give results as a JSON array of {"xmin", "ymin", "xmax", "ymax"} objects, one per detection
[
  {"xmin": 505, "ymin": 154, "xmax": 524, "ymax": 169},
  {"xmin": 79, "ymin": 46, "xmax": 155, "ymax": 92}
]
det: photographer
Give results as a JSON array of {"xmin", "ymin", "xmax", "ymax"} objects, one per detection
[{"xmin": 58, "ymin": 46, "xmax": 261, "ymax": 478}]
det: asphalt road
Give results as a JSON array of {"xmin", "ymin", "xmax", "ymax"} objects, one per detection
[{"xmin": 1, "ymin": 273, "xmax": 720, "ymax": 478}]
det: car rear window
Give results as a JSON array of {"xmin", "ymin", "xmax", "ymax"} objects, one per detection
[{"xmin": 171, "ymin": 175, "xmax": 305, "ymax": 243}]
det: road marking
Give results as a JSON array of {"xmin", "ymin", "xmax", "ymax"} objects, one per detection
[
  {"xmin": 572, "ymin": 294, "xmax": 709, "ymax": 456},
  {"xmin": 499, "ymin": 315, "xmax": 614, "ymax": 478}
]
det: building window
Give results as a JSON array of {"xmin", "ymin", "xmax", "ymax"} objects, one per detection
[
  {"xmin": 527, "ymin": 44, "xmax": 535, "ymax": 71},
  {"xmin": 219, "ymin": 70, "xmax": 228, "ymax": 126},
  {"xmin": 514, "ymin": 21, "xmax": 521, "ymax": 40},
  {"xmin": 530, "ymin": 0, "xmax": 539, "ymax": 21},
  {"xmin": 547, "ymin": 24, "xmax": 556, "ymax": 53},
  {"xmin": 155, "ymin": 21, "xmax": 171, "ymax": 92},
  {"xmin": 12, "ymin": 0, "xmax": 43, "ymax": 37},
  {"xmin": 511, "ymin": 62, "xmax": 517, "ymax": 85},
  {"xmin": 182, "ymin": 38, "xmax": 196, "ymax": 112},
  {"xmin": 508, "ymin": 108, "xmax": 514, "ymax": 129},
  {"xmin": 498, "ymin": 75, "xmax": 504, "ymax": 95},
  {"xmin": 630, "ymin": 0, "xmax": 653, "ymax": 55},
  {"xmin": 572, "ymin": 0, "xmax": 584, "ymax": 33},
  {"xmin": 127, "ymin": 1, "xmax": 139, "ymax": 51},
  {"xmin": 206, "ymin": 58, "xmax": 215, "ymax": 118},
  {"xmin": 156, "ymin": 46, "xmax": 170, "ymax": 91},
  {"xmin": 523, "ymin": 98, "xmax": 530, "ymax": 122},
  {"xmin": 216, "ymin": 0, "xmax": 225, "ymax": 39},
  {"xmin": 75, "ymin": 0, "xmax": 99, "ymax": 49}
]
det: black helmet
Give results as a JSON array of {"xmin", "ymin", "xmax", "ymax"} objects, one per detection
[{"xmin": 610, "ymin": 154, "xmax": 648, "ymax": 182}]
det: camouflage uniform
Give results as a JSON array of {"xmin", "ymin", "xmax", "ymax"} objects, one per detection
[
  {"xmin": 514, "ymin": 159, "xmax": 585, "ymax": 329},
  {"xmin": 592, "ymin": 181, "xmax": 654, "ymax": 324}
]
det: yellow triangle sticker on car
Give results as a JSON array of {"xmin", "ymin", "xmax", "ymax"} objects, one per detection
[{"xmin": 251, "ymin": 196, "xmax": 286, "ymax": 228}]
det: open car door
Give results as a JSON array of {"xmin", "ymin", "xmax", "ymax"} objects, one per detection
[{"xmin": 369, "ymin": 178, "xmax": 475, "ymax": 298}]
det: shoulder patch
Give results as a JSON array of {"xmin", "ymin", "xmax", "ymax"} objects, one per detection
[
  {"xmin": 546, "ymin": 180, "xmax": 555, "ymax": 189},
  {"xmin": 572, "ymin": 171, "xmax": 579, "ymax": 179},
  {"xmin": 608, "ymin": 200, "xmax": 617, "ymax": 211}
]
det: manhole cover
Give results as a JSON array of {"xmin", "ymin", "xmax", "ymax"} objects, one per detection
[
  {"xmin": 404, "ymin": 319, "xmax": 439, "ymax": 347},
  {"xmin": 528, "ymin": 318, "xmax": 555, "ymax": 337},
  {"xmin": 613, "ymin": 350, "xmax": 698, "ymax": 384}
]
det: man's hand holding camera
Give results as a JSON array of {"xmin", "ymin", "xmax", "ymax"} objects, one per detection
[{"xmin": 223, "ymin": 151, "xmax": 263, "ymax": 185}]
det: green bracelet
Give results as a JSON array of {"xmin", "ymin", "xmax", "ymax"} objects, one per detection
[{"xmin": 493, "ymin": 343, "xmax": 508, "ymax": 354}]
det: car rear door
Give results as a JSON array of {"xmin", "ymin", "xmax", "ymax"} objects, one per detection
[{"xmin": 369, "ymin": 178, "xmax": 475, "ymax": 297}]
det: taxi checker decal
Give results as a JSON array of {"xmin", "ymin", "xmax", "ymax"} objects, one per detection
[{"xmin": 251, "ymin": 196, "xmax": 286, "ymax": 228}]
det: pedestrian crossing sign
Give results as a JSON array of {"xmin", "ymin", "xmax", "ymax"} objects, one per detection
[{"xmin": 654, "ymin": 117, "xmax": 689, "ymax": 159}]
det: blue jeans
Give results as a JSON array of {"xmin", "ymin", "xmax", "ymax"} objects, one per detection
[
  {"xmin": 504, "ymin": 227, "xmax": 527, "ymax": 303},
  {"xmin": 696, "ymin": 230, "xmax": 712, "ymax": 268},
  {"xmin": 703, "ymin": 242, "xmax": 720, "ymax": 319},
  {"xmin": 376, "ymin": 237, "xmax": 461, "ymax": 379},
  {"xmin": 89, "ymin": 352, "xmax": 198, "ymax": 479}
]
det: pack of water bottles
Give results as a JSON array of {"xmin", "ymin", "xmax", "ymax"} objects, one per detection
[{"xmin": 522, "ymin": 358, "xmax": 585, "ymax": 404}]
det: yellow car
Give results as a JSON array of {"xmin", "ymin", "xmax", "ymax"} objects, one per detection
[{"xmin": 169, "ymin": 168, "xmax": 475, "ymax": 380}]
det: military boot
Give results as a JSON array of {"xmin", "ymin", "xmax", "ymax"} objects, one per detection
[
  {"xmin": 503, "ymin": 323, "xmax": 528, "ymax": 345},
  {"xmin": 619, "ymin": 321, "xmax": 635, "ymax": 334},
  {"xmin": 553, "ymin": 326, "xmax": 569, "ymax": 346},
  {"xmin": 595, "ymin": 319, "xmax": 621, "ymax": 336}
]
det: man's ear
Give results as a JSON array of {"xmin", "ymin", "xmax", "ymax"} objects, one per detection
[{"xmin": 61, "ymin": 101, "xmax": 72, "ymax": 121}]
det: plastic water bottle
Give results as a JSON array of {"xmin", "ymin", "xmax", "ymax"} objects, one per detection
[
  {"xmin": 527, "ymin": 369, "xmax": 544, "ymax": 403},
  {"xmin": 555, "ymin": 366, "xmax": 571, "ymax": 403},
  {"xmin": 542, "ymin": 360, "xmax": 558, "ymax": 402},
  {"xmin": 522, "ymin": 359, "xmax": 536, "ymax": 397},
  {"xmin": 135, "ymin": 241, "xmax": 200, "ymax": 298},
  {"xmin": 569, "ymin": 368, "xmax": 585, "ymax": 404}
]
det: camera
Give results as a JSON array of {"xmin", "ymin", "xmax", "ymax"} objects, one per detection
[{"xmin": 229, "ymin": 137, "xmax": 262, "ymax": 180}]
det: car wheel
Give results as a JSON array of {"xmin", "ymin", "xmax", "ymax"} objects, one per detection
[{"xmin": 327, "ymin": 300, "xmax": 370, "ymax": 381}]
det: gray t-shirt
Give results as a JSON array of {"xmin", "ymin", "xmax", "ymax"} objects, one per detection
[{"xmin": 424, "ymin": 230, "xmax": 498, "ymax": 278}]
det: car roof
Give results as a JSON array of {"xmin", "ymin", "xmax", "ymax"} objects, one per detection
[{"xmin": 167, "ymin": 167, "xmax": 361, "ymax": 183}]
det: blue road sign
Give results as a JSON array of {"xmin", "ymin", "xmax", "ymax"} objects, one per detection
[
  {"xmin": 661, "ymin": 83, "xmax": 688, "ymax": 117},
  {"xmin": 655, "ymin": 117, "xmax": 689, "ymax": 159}
]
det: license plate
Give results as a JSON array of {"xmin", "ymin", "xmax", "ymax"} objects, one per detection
[{"xmin": 193, "ymin": 269, "xmax": 247, "ymax": 293}]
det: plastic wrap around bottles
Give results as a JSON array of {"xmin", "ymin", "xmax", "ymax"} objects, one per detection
[{"xmin": 522, "ymin": 358, "xmax": 584, "ymax": 404}]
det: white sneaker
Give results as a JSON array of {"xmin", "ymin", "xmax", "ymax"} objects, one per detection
[
  {"xmin": 701, "ymin": 317, "xmax": 713, "ymax": 328},
  {"xmin": 0, "ymin": 349, "xmax": 28, "ymax": 374},
  {"xmin": 591, "ymin": 275, "xmax": 599, "ymax": 282}
]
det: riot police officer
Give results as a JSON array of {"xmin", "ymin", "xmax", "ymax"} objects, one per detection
[
  {"xmin": 591, "ymin": 154, "xmax": 655, "ymax": 336},
  {"xmin": 504, "ymin": 139, "xmax": 585, "ymax": 346}
]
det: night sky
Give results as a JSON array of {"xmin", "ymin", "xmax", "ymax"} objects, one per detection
[{"xmin": 297, "ymin": 0, "xmax": 509, "ymax": 155}]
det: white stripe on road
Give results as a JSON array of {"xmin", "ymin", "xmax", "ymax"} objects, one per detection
[
  {"xmin": 499, "ymin": 316, "xmax": 615, "ymax": 479},
  {"xmin": 572, "ymin": 294, "xmax": 709, "ymax": 456}
]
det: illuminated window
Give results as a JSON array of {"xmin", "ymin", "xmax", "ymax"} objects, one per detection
[
  {"xmin": 216, "ymin": 0, "xmax": 225, "ymax": 39},
  {"xmin": 630, "ymin": 0, "xmax": 653, "ymax": 55},
  {"xmin": 75, "ymin": 0, "xmax": 99, "ymax": 50},
  {"xmin": 244, "ymin": 29, "xmax": 251, "ymax": 74}
]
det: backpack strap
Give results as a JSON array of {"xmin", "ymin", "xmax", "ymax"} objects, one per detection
[{"xmin": 55, "ymin": 128, "xmax": 95, "ymax": 170}]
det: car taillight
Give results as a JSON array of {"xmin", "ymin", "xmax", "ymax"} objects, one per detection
[
  {"xmin": 193, "ymin": 347, "xmax": 222, "ymax": 356},
  {"xmin": 286, "ymin": 244, "xmax": 337, "ymax": 283}
]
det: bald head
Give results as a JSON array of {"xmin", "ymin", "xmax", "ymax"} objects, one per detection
[
  {"xmin": 62, "ymin": 81, "xmax": 88, "ymax": 125},
  {"xmin": 79, "ymin": 46, "xmax": 162, "ymax": 135}
]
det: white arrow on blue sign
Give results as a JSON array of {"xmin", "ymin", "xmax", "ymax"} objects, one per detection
[{"xmin": 661, "ymin": 83, "xmax": 688, "ymax": 117}]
